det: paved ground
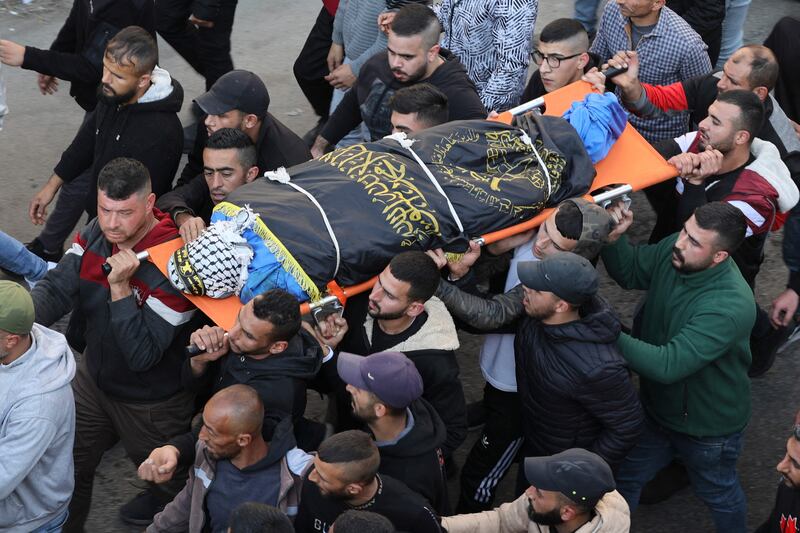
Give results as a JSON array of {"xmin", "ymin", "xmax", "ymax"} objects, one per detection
[{"xmin": 1, "ymin": 0, "xmax": 800, "ymax": 531}]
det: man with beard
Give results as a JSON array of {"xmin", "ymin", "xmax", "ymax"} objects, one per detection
[
  {"xmin": 310, "ymin": 3, "xmax": 485, "ymax": 157},
  {"xmin": 601, "ymin": 201, "xmax": 754, "ymax": 532},
  {"xmin": 312, "ymin": 251, "xmax": 467, "ymax": 472},
  {"xmin": 443, "ymin": 449, "xmax": 630, "ymax": 533},
  {"xmin": 146, "ymin": 385, "xmax": 312, "ymax": 531},
  {"xmin": 30, "ymin": 158, "xmax": 197, "ymax": 530},
  {"xmin": 294, "ymin": 430, "xmax": 443, "ymax": 533},
  {"xmin": 157, "ymin": 128, "xmax": 259, "ymax": 243},
  {"xmin": 177, "ymin": 70, "xmax": 310, "ymax": 187},
  {"xmin": 755, "ymin": 425, "xmax": 800, "ymax": 532},
  {"xmin": 336, "ymin": 350, "xmax": 450, "ymax": 514},
  {"xmin": 27, "ymin": 26, "xmax": 184, "ymax": 261}
]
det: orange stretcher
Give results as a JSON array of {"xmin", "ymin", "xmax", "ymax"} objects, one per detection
[{"xmin": 143, "ymin": 80, "xmax": 678, "ymax": 330}]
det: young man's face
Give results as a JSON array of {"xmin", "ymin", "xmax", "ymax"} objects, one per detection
[
  {"xmin": 524, "ymin": 485, "xmax": 566, "ymax": 525},
  {"xmin": 346, "ymin": 384, "xmax": 380, "ymax": 424},
  {"xmin": 697, "ymin": 101, "xmax": 742, "ymax": 153},
  {"xmin": 777, "ymin": 437, "xmax": 800, "ymax": 488},
  {"xmin": 99, "ymin": 54, "xmax": 148, "ymax": 105},
  {"xmin": 387, "ymin": 32, "xmax": 435, "ymax": 83},
  {"xmin": 532, "ymin": 209, "xmax": 578, "ymax": 259},
  {"xmin": 521, "ymin": 286, "xmax": 561, "ymax": 320},
  {"xmin": 205, "ymin": 110, "xmax": 247, "ymax": 136},
  {"xmin": 203, "ymin": 147, "xmax": 256, "ymax": 204},
  {"xmin": 308, "ymin": 457, "xmax": 353, "ymax": 499},
  {"xmin": 226, "ymin": 298, "xmax": 276, "ymax": 355},
  {"xmin": 671, "ymin": 215, "xmax": 723, "ymax": 273},
  {"xmin": 367, "ymin": 266, "xmax": 413, "ymax": 320},
  {"xmin": 97, "ymin": 189, "xmax": 154, "ymax": 246},
  {"xmin": 536, "ymin": 41, "xmax": 587, "ymax": 93}
]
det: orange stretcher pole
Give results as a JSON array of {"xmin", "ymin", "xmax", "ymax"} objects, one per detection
[{"xmin": 144, "ymin": 79, "xmax": 677, "ymax": 328}]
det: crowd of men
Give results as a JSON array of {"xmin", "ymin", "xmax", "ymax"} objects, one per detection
[{"xmin": 0, "ymin": 0, "xmax": 799, "ymax": 532}]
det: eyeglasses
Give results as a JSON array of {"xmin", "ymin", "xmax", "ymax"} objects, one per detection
[{"xmin": 531, "ymin": 50, "xmax": 582, "ymax": 68}]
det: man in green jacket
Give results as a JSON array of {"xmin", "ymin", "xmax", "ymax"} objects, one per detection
[{"xmin": 601, "ymin": 201, "xmax": 753, "ymax": 533}]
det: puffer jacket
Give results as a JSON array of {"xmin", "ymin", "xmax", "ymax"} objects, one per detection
[
  {"xmin": 442, "ymin": 489, "xmax": 630, "ymax": 533},
  {"xmin": 514, "ymin": 296, "xmax": 644, "ymax": 469}
]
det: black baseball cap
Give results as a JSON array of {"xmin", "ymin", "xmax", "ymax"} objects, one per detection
[
  {"xmin": 337, "ymin": 351, "xmax": 424, "ymax": 409},
  {"xmin": 195, "ymin": 70, "xmax": 270, "ymax": 117},
  {"xmin": 517, "ymin": 252, "xmax": 598, "ymax": 305},
  {"xmin": 524, "ymin": 448, "xmax": 615, "ymax": 508}
]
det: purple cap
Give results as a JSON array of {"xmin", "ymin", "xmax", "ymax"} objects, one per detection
[{"xmin": 337, "ymin": 351, "xmax": 424, "ymax": 409}]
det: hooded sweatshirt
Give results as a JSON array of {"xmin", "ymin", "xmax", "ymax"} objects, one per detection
[
  {"xmin": 320, "ymin": 48, "xmax": 486, "ymax": 145},
  {"xmin": 0, "ymin": 324, "xmax": 76, "ymax": 533},
  {"xmin": 182, "ymin": 328, "xmax": 323, "ymax": 421},
  {"xmin": 374, "ymin": 398, "xmax": 450, "ymax": 515},
  {"xmin": 53, "ymin": 66, "xmax": 184, "ymax": 217},
  {"xmin": 148, "ymin": 417, "xmax": 311, "ymax": 533},
  {"xmin": 20, "ymin": 0, "xmax": 156, "ymax": 111},
  {"xmin": 442, "ymin": 489, "xmax": 631, "ymax": 533},
  {"xmin": 514, "ymin": 296, "xmax": 644, "ymax": 469}
]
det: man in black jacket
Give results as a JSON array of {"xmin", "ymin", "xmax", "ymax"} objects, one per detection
[
  {"xmin": 0, "ymin": 0, "xmax": 155, "ymax": 112},
  {"xmin": 310, "ymin": 4, "xmax": 485, "ymax": 157},
  {"xmin": 514, "ymin": 252, "xmax": 644, "ymax": 491},
  {"xmin": 30, "ymin": 158, "xmax": 198, "ymax": 531},
  {"xmin": 157, "ymin": 128, "xmax": 258, "ymax": 243},
  {"xmin": 27, "ymin": 27, "xmax": 184, "ymax": 259},
  {"xmin": 315, "ymin": 251, "xmax": 467, "ymax": 467},
  {"xmin": 177, "ymin": 70, "xmax": 311, "ymax": 187},
  {"xmin": 666, "ymin": 0, "xmax": 725, "ymax": 65},
  {"xmin": 337, "ymin": 350, "xmax": 450, "ymax": 514}
]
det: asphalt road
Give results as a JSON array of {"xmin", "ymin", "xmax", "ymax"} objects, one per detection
[{"xmin": 1, "ymin": 0, "xmax": 800, "ymax": 531}]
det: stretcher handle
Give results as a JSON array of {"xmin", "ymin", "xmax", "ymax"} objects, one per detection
[
  {"xmin": 491, "ymin": 65, "xmax": 629, "ymax": 125},
  {"xmin": 101, "ymin": 250, "xmax": 151, "ymax": 276}
]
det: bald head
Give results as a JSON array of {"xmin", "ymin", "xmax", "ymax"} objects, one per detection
[
  {"xmin": 736, "ymin": 45, "xmax": 779, "ymax": 91},
  {"xmin": 206, "ymin": 384, "xmax": 264, "ymax": 437}
]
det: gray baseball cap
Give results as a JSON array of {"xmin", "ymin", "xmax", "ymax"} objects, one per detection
[
  {"xmin": 524, "ymin": 448, "xmax": 615, "ymax": 508},
  {"xmin": 195, "ymin": 70, "xmax": 270, "ymax": 117},
  {"xmin": 517, "ymin": 252, "xmax": 598, "ymax": 305}
]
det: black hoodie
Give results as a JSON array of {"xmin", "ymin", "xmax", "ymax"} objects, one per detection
[
  {"xmin": 373, "ymin": 398, "xmax": 450, "ymax": 516},
  {"xmin": 514, "ymin": 295, "xmax": 644, "ymax": 470},
  {"xmin": 182, "ymin": 328, "xmax": 323, "ymax": 422},
  {"xmin": 53, "ymin": 69, "xmax": 184, "ymax": 217},
  {"xmin": 320, "ymin": 48, "xmax": 486, "ymax": 145},
  {"xmin": 21, "ymin": 0, "xmax": 156, "ymax": 111}
]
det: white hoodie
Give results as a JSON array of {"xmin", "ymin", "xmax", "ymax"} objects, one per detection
[{"xmin": 0, "ymin": 324, "xmax": 76, "ymax": 532}]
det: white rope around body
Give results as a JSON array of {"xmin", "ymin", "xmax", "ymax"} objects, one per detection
[
  {"xmin": 264, "ymin": 167, "xmax": 342, "ymax": 278},
  {"xmin": 384, "ymin": 132, "xmax": 465, "ymax": 233},
  {"xmin": 519, "ymin": 129, "xmax": 552, "ymax": 199}
]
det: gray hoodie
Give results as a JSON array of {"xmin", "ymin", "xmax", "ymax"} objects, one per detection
[{"xmin": 0, "ymin": 323, "xmax": 76, "ymax": 533}]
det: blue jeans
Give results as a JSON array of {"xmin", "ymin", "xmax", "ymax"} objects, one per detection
[
  {"xmin": 717, "ymin": 0, "xmax": 752, "ymax": 68},
  {"xmin": 31, "ymin": 509, "xmax": 69, "ymax": 533},
  {"xmin": 574, "ymin": 0, "xmax": 602, "ymax": 34},
  {"xmin": 0, "ymin": 230, "xmax": 48, "ymax": 281},
  {"xmin": 616, "ymin": 417, "xmax": 747, "ymax": 532}
]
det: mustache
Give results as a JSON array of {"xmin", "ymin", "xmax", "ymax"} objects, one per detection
[{"xmin": 672, "ymin": 246, "xmax": 684, "ymax": 262}]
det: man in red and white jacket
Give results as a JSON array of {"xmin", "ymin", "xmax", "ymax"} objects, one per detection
[
  {"xmin": 652, "ymin": 90, "xmax": 797, "ymax": 286},
  {"xmin": 31, "ymin": 157, "xmax": 198, "ymax": 530}
]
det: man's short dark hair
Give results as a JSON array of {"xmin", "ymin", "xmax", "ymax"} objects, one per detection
[
  {"xmin": 539, "ymin": 18, "xmax": 589, "ymax": 48},
  {"xmin": 317, "ymin": 430, "xmax": 380, "ymax": 484},
  {"xmin": 228, "ymin": 502, "xmax": 293, "ymax": 533},
  {"xmin": 389, "ymin": 84, "xmax": 448, "ymax": 128},
  {"xmin": 252, "ymin": 289, "xmax": 301, "ymax": 342},
  {"xmin": 391, "ymin": 4, "xmax": 441, "ymax": 49},
  {"xmin": 693, "ymin": 202, "xmax": 747, "ymax": 253},
  {"xmin": 554, "ymin": 200, "xmax": 583, "ymax": 241},
  {"xmin": 715, "ymin": 89, "xmax": 765, "ymax": 140},
  {"xmin": 97, "ymin": 157, "xmax": 151, "ymax": 200},
  {"xmin": 205, "ymin": 128, "xmax": 258, "ymax": 170},
  {"xmin": 333, "ymin": 510, "xmax": 396, "ymax": 533},
  {"xmin": 105, "ymin": 26, "xmax": 158, "ymax": 75},
  {"xmin": 740, "ymin": 44, "xmax": 779, "ymax": 91},
  {"xmin": 388, "ymin": 251, "xmax": 439, "ymax": 303}
]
